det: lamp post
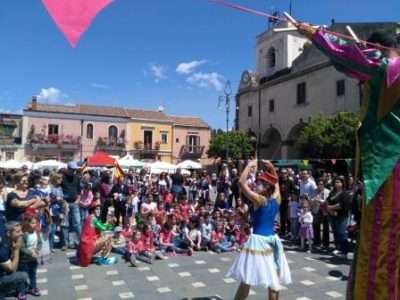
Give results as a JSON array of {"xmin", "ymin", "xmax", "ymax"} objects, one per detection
[{"xmin": 218, "ymin": 80, "xmax": 232, "ymax": 162}]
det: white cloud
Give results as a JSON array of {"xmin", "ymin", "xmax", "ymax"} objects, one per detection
[
  {"xmin": 186, "ymin": 72, "xmax": 224, "ymax": 91},
  {"xmin": 176, "ymin": 59, "xmax": 207, "ymax": 75},
  {"xmin": 90, "ymin": 82, "xmax": 111, "ymax": 89},
  {"xmin": 149, "ymin": 62, "xmax": 167, "ymax": 83},
  {"xmin": 0, "ymin": 108, "xmax": 11, "ymax": 113},
  {"xmin": 37, "ymin": 87, "xmax": 68, "ymax": 103}
]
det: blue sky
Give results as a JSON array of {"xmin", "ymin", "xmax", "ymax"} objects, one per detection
[{"xmin": 0, "ymin": 0, "xmax": 398, "ymax": 129}]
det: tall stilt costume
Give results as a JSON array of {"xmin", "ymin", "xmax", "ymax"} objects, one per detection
[{"xmin": 301, "ymin": 26, "xmax": 400, "ymax": 300}]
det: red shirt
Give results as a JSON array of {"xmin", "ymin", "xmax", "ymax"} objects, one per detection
[
  {"xmin": 159, "ymin": 231, "xmax": 172, "ymax": 244},
  {"xmin": 128, "ymin": 240, "xmax": 144, "ymax": 254},
  {"xmin": 140, "ymin": 233, "xmax": 154, "ymax": 251}
]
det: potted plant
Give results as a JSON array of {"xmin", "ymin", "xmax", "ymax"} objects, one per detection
[{"xmin": 134, "ymin": 140, "xmax": 143, "ymax": 150}]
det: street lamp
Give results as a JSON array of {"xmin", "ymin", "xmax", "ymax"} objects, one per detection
[{"xmin": 218, "ymin": 80, "xmax": 232, "ymax": 162}]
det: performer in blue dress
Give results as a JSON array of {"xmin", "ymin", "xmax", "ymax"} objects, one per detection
[{"xmin": 228, "ymin": 159, "xmax": 291, "ymax": 300}]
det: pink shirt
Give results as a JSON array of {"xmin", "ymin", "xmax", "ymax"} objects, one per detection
[
  {"xmin": 211, "ymin": 231, "xmax": 224, "ymax": 245},
  {"xmin": 128, "ymin": 240, "xmax": 144, "ymax": 254},
  {"xmin": 79, "ymin": 190, "xmax": 93, "ymax": 208}
]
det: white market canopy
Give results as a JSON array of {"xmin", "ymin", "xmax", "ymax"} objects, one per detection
[
  {"xmin": 0, "ymin": 159, "xmax": 23, "ymax": 169},
  {"xmin": 117, "ymin": 154, "xmax": 143, "ymax": 169},
  {"xmin": 33, "ymin": 160, "xmax": 67, "ymax": 170},
  {"xmin": 150, "ymin": 161, "xmax": 177, "ymax": 174},
  {"xmin": 21, "ymin": 161, "xmax": 34, "ymax": 170},
  {"xmin": 177, "ymin": 159, "xmax": 202, "ymax": 169}
]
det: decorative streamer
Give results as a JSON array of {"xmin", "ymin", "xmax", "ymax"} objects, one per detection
[
  {"xmin": 42, "ymin": 0, "xmax": 113, "ymax": 47},
  {"xmin": 331, "ymin": 159, "xmax": 337, "ymax": 165}
]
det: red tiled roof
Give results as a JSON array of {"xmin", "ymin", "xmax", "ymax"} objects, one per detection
[
  {"xmin": 25, "ymin": 102, "xmax": 209, "ymax": 127},
  {"xmin": 168, "ymin": 115, "xmax": 210, "ymax": 128},
  {"xmin": 124, "ymin": 108, "xmax": 171, "ymax": 122},
  {"xmin": 78, "ymin": 104, "xmax": 128, "ymax": 117}
]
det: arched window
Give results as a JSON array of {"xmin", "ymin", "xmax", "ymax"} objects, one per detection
[
  {"xmin": 108, "ymin": 125, "xmax": 118, "ymax": 142},
  {"xmin": 268, "ymin": 47, "xmax": 276, "ymax": 68},
  {"xmin": 86, "ymin": 123, "xmax": 93, "ymax": 139}
]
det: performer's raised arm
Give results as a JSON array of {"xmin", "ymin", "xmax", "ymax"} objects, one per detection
[{"xmin": 297, "ymin": 24, "xmax": 384, "ymax": 82}]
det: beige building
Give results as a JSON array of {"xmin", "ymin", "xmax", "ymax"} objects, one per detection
[{"xmin": 237, "ymin": 22, "xmax": 399, "ymax": 159}]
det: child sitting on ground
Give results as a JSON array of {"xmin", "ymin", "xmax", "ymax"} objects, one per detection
[
  {"xmin": 235, "ymin": 223, "xmax": 251, "ymax": 252},
  {"xmin": 127, "ymin": 230, "xmax": 149, "ymax": 267},
  {"xmin": 140, "ymin": 223, "xmax": 166, "ymax": 261},
  {"xmin": 111, "ymin": 226, "xmax": 127, "ymax": 256},
  {"xmin": 181, "ymin": 216, "xmax": 205, "ymax": 255},
  {"xmin": 211, "ymin": 220, "xmax": 234, "ymax": 253},
  {"xmin": 159, "ymin": 222, "xmax": 185, "ymax": 254}
]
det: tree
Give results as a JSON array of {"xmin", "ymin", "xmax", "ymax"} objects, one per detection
[
  {"xmin": 297, "ymin": 111, "xmax": 359, "ymax": 158},
  {"xmin": 207, "ymin": 130, "xmax": 254, "ymax": 160}
]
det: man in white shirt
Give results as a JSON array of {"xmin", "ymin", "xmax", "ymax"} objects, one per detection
[{"xmin": 299, "ymin": 170, "xmax": 317, "ymax": 198}]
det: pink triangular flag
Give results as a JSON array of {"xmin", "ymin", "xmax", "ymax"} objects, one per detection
[
  {"xmin": 42, "ymin": 0, "xmax": 113, "ymax": 47},
  {"xmin": 331, "ymin": 159, "xmax": 337, "ymax": 165}
]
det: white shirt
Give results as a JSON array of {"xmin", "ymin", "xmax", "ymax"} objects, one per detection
[
  {"xmin": 299, "ymin": 178, "xmax": 317, "ymax": 198},
  {"xmin": 299, "ymin": 211, "xmax": 313, "ymax": 227},
  {"xmin": 201, "ymin": 223, "xmax": 213, "ymax": 240},
  {"xmin": 185, "ymin": 227, "xmax": 201, "ymax": 242}
]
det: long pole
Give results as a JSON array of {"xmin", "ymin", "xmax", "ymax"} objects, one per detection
[{"xmin": 226, "ymin": 93, "xmax": 230, "ymax": 162}]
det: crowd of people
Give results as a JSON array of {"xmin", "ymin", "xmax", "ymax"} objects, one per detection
[{"xmin": 0, "ymin": 160, "xmax": 361, "ymax": 299}]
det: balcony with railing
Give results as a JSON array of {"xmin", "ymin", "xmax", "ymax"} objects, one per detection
[
  {"xmin": 130, "ymin": 141, "xmax": 161, "ymax": 160},
  {"xmin": 26, "ymin": 133, "xmax": 81, "ymax": 150},
  {"xmin": 180, "ymin": 145, "xmax": 205, "ymax": 160},
  {"xmin": 95, "ymin": 137, "xmax": 126, "ymax": 155}
]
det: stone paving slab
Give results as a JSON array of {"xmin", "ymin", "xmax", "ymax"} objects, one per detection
[{"xmin": 32, "ymin": 242, "xmax": 350, "ymax": 300}]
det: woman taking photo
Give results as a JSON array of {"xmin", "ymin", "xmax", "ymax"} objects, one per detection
[
  {"xmin": 326, "ymin": 175, "xmax": 350, "ymax": 259},
  {"xmin": 228, "ymin": 160, "xmax": 291, "ymax": 300}
]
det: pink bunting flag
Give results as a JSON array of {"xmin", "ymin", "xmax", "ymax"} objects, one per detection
[
  {"xmin": 42, "ymin": 0, "xmax": 113, "ymax": 47},
  {"xmin": 331, "ymin": 159, "xmax": 337, "ymax": 165}
]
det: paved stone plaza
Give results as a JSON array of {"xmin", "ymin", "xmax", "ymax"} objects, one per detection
[{"xmin": 31, "ymin": 240, "xmax": 351, "ymax": 300}]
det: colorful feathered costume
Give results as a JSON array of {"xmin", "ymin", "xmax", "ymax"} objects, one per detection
[{"xmin": 303, "ymin": 26, "xmax": 400, "ymax": 300}]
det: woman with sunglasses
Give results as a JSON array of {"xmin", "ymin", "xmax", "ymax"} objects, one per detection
[{"xmin": 5, "ymin": 172, "xmax": 46, "ymax": 222}]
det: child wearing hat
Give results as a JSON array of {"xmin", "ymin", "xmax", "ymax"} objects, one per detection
[{"xmin": 111, "ymin": 226, "xmax": 128, "ymax": 256}]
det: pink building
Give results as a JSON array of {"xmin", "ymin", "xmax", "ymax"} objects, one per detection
[
  {"xmin": 23, "ymin": 97, "xmax": 129, "ymax": 162},
  {"xmin": 22, "ymin": 97, "xmax": 211, "ymax": 164},
  {"xmin": 169, "ymin": 115, "xmax": 211, "ymax": 165}
]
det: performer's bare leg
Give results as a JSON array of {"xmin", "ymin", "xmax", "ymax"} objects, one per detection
[
  {"xmin": 234, "ymin": 282, "xmax": 250, "ymax": 300},
  {"xmin": 268, "ymin": 288, "xmax": 279, "ymax": 300}
]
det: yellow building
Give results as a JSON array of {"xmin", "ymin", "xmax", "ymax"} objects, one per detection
[{"xmin": 125, "ymin": 108, "xmax": 173, "ymax": 163}]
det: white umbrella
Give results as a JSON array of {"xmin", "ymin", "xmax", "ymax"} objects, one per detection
[
  {"xmin": 21, "ymin": 161, "xmax": 34, "ymax": 170},
  {"xmin": 177, "ymin": 159, "xmax": 202, "ymax": 169},
  {"xmin": 33, "ymin": 160, "xmax": 67, "ymax": 170},
  {"xmin": 117, "ymin": 154, "xmax": 143, "ymax": 169},
  {"xmin": 150, "ymin": 161, "xmax": 177, "ymax": 174},
  {"xmin": 0, "ymin": 159, "xmax": 22, "ymax": 169}
]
